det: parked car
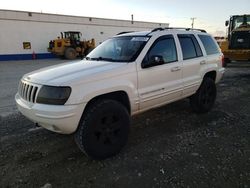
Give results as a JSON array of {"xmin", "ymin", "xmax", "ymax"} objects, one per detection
[{"xmin": 16, "ymin": 27, "xmax": 225, "ymax": 159}]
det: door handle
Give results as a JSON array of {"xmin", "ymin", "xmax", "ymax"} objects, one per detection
[
  {"xmin": 200, "ymin": 60, "xmax": 206, "ymax": 65},
  {"xmin": 171, "ymin": 66, "xmax": 181, "ymax": 72}
]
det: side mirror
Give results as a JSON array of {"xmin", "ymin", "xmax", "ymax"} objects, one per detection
[
  {"xmin": 151, "ymin": 55, "xmax": 164, "ymax": 64},
  {"xmin": 142, "ymin": 55, "xmax": 164, "ymax": 68},
  {"xmin": 225, "ymin": 20, "xmax": 229, "ymax": 27}
]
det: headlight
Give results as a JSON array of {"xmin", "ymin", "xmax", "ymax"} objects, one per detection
[{"xmin": 36, "ymin": 85, "xmax": 71, "ymax": 105}]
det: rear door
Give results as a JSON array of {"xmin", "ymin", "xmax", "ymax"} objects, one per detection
[{"xmin": 177, "ymin": 34, "xmax": 205, "ymax": 97}]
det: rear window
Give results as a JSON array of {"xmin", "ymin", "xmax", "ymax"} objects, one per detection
[{"xmin": 198, "ymin": 35, "xmax": 220, "ymax": 55}]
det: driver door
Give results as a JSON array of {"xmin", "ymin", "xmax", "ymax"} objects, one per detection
[{"xmin": 137, "ymin": 35, "xmax": 183, "ymax": 111}]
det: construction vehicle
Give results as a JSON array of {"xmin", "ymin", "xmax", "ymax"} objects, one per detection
[
  {"xmin": 219, "ymin": 15, "xmax": 250, "ymax": 66},
  {"xmin": 48, "ymin": 31, "xmax": 95, "ymax": 60}
]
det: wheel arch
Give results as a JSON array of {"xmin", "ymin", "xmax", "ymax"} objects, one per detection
[
  {"xmin": 203, "ymin": 71, "xmax": 216, "ymax": 81},
  {"xmin": 83, "ymin": 91, "xmax": 131, "ymax": 115}
]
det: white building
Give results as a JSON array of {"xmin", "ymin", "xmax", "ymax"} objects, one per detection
[{"xmin": 0, "ymin": 9, "xmax": 169, "ymax": 61}]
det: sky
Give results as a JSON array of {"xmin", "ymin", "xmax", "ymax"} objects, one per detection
[{"xmin": 1, "ymin": 0, "xmax": 249, "ymax": 36}]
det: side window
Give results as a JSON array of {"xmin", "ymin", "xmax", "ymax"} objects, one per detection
[
  {"xmin": 146, "ymin": 36, "xmax": 177, "ymax": 64},
  {"xmin": 198, "ymin": 35, "xmax": 220, "ymax": 55},
  {"xmin": 191, "ymin": 35, "xmax": 203, "ymax": 57},
  {"xmin": 178, "ymin": 34, "xmax": 203, "ymax": 60}
]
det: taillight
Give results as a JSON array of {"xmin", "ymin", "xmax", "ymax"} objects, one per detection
[{"xmin": 57, "ymin": 42, "xmax": 62, "ymax": 47}]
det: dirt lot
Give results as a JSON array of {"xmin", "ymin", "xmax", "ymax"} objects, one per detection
[{"xmin": 0, "ymin": 61, "xmax": 250, "ymax": 188}]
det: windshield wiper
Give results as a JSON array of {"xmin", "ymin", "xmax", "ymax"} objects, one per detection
[{"xmin": 89, "ymin": 57, "xmax": 114, "ymax": 62}]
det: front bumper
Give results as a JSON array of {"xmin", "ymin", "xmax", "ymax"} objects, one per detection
[{"xmin": 15, "ymin": 93, "xmax": 85, "ymax": 134}]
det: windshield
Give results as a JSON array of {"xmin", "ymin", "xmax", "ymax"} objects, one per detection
[
  {"xmin": 64, "ymin": 32, "xmax": 80, "ymax": 40},
  {"xmin": 232, "ymin": 15, "xmax": 250, "ymax": 30},
  {"xmin": 86, "ymin": 36, "xmax": 149, "ymax": 62}
]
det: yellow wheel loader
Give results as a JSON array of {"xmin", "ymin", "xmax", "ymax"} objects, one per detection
[
  {"xmin": 48, "ymin": 31, "xmax": 95, "ymax": 60},
  {"xmin": 219, "ymin": 15, "xmax": 250, "ymax": 66}
]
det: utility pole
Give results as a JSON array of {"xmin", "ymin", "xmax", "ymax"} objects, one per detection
[{"xmin": 191, "ymin": 17, "xmax": 196, "ymax": 28}]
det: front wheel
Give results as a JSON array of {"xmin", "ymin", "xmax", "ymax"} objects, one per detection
[
  {"xmin": 190, "ymin": 77, "xmax": 217, "ymax": 113},
  {"xmin": 75, "ymin": 99, "xmax": 130, "ymax": 160},
  {"xmin": 64, "ymin": 47, "xmax": 77, "ymax": 60}
]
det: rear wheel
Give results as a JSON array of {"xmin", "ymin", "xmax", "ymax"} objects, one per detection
[
  {"xmin": 190, "ymin": 77, "xmax": 217, "ymax": 113},
  {"xmin": 64, "ymin": 47, "xmax": 77, "ymax": 60},
  {"xmin": 75, "ymin": 99, "xmax": 130, "ymax": 160}
]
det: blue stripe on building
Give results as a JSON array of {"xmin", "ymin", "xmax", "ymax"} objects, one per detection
[{"xmin": 0, "ymin": 53, "xmax": 57, "ymax": 61}]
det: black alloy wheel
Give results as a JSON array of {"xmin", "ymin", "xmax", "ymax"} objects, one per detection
[
  {"xmin": 75, "ymin": 99, "xmax": 130, "ymax": 160},
  {"xmin": 190, "ymin": 77, "xmax": 217, "ymax": 113}
]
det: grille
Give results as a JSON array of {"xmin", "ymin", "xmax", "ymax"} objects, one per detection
[{"xmin": 18, "ymin": 81, "xmax": 39, "ymax": 103}]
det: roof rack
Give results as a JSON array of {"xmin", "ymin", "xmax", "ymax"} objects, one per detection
[
  {"xmin": 149, "ymin": 27, "xmax": 207, "ymax": 34},
  {"xmin": 151, "ymin": 27, "xmax": 165, "ymax": 32},
  {"xmin": 116, "ymin": 31, "xmax": 134, "ymax": 35}
]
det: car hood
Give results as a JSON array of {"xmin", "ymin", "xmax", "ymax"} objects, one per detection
[{"xmin": 22, "ymin": 60, "xmax": 129, "ymax": 86}]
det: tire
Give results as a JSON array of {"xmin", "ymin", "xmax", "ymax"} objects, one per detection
[
  {"xmin": 75, "ymin": 99, "xmax": 130, "ymax": 160},
  {"xmin": 190, "ymin": 77, "xmax": 217, "ymax": 113},
  {"xmin": 64, "ymin": 47, "xmax": 77, "ymax": 60}
]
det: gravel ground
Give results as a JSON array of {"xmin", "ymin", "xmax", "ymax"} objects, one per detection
[{"xmin": 0, "ymin": 61, "xmax": 250, "ymax": 188}]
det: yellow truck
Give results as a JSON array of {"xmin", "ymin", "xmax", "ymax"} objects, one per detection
[
  {"xmin": 219, "ymin": 15, "xmax": 250, "ymax": 66},
  {"xmin": 48, "ymin": 31, "xmax": 95, "ymax": 60}
]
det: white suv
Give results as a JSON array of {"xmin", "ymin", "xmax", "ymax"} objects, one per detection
[{"xmin": 16, "ymin": 28, "xmax": 225, "ymax": 159}]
